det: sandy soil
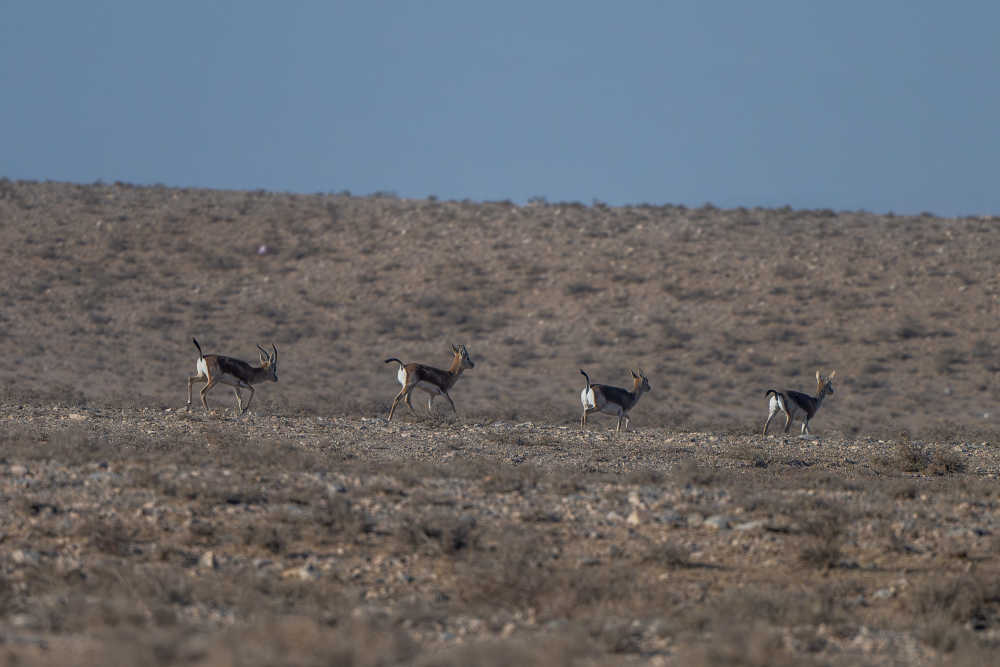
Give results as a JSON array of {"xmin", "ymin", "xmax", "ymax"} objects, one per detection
[{"xmin": 1, "ymin": 180, "xmax": 999, "ymax": 664}]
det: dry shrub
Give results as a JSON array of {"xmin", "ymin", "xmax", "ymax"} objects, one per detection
[
  {"xmin": 911, "ymin": 575, "xmax": 1000, "ymax": 654},
  {"xmin": 883, "ymin": 440, "xmax": 967, "ymax": 475},
  {"xmin": 641, "ymin": 540, "xmax": 693, "ymax": 568},
  {"xmin": 886, "ymin": 440, "xmax": 932, "ymax": 472},
  {"xmin": 415, "ymin": 637, "xmax": 590, "ymax": 667},
  {"xmin": 456, "ymin": 526, "xmax": 561, "ymax": 612},
  {"xmin": 798, "ymin": 511, "xmax": 846, "ymax": 569},
  {"xmin": 397, "ymin": 511, "xmax": 479, "ymax": 556}
]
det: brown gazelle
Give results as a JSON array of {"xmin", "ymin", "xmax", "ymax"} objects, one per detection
[
  {"xmin": 580, "ymin": 368, "xmax": 651, "ymax": 433},
  {"xmin": 763, "ymin": 370, "xmax": 836, "ymax": 435},
  {"xmin": 186, "ymin": 338, "xmax": 278, "ymax": 417},
  {"xmin": 385, "ymin": 344, "xmax": 475, "ymax": 420}
]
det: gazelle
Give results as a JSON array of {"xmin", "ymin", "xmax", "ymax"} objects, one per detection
[
  {"xmin": 580, "ymin": 368, "xmax": 651, "ymax": 433},
  {"xmin": 186, "ymin": 338, "xmax": 278, "ymax": 417},
  {"xmin": 763, "ymin": 370, "xmax": 835, "ymax": 435},
  {"xmin": 385, "ymin": 344, "xmax": 475, "ymax": 420}
]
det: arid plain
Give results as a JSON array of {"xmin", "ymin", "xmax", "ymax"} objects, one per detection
[{"xmin": 1, "ymin": 180, "xmax": 999, "ymax": 665}]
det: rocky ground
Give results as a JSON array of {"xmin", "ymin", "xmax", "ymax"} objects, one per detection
[
  {"xmin": 2, "ymin": 180, "xmax": 1000, "ymax": 664},
  {"xmin": 1, "ymin": 403, "xmax": 998, "ymax": 665}
]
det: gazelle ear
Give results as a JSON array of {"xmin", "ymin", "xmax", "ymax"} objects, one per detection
[
  {"xmin": 816, "ymin": 370, "xmax": 822, "ymax": 382},
  {"xmin": 829, "ymin": 370, "xmax": 836, "ymax": 379},
  {"xmin": 631, "ymin": 369, "xmax": 639, "ymax": 378},
  {"xmin": 451, "ymin": 343, "xmax": 459, "ymax": 353}
]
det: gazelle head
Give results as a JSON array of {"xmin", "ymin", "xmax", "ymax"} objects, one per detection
[
  {"xmin": 451, "ymin": 343, "xmax": 475, "ymax": 370},
  {"xmin": 632, "ymin": 368, "xmax": 651, "ymax": 394},
  {"xmin": 816, "ymin": 369, "xmax": 835, "ymax": 396},
  {"xmin": 257, "ymin": 344, "xmax": 279, "ymax": 382}
]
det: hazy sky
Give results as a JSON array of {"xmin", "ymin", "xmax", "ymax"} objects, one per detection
[{"xmin": 3, "ymin": 2, "xmax": 999, "ymax": 216}]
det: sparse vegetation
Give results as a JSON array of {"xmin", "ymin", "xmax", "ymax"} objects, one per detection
[{"xmin": 0, "ymin": 182, "xmax": 999, "ymax": 664}]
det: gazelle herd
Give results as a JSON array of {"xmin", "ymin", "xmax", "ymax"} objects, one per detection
[{"xmin": 185, "ymin": 338, "xmax": 836, "ymax": 435}]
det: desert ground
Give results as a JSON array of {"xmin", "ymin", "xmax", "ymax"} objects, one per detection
[{"xmin": 1, "ymin": 179, "xmax": 999, "ymax": 665}]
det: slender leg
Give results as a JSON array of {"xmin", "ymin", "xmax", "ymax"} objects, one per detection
[
  {"xmin": 442, "ymin": 392, "xmax": 456, "ymax": 413},
  {"xmin": 187, "ymin": 375, "xmax": 205, "ymax": 410},
  {"xmin": 801, "ymin": 419, "xmax": 809, "ymax": 435},
  {"xmin": 427, "ymin": 394, "xmax": 434, "ymax": 413},
  {"xmin": 241, "ymin": 385, "xmax": 255, "ymax": 415},
  {"xmin": 389, "ymin": 384, "xmax": 416, "ymax": 420},
  {"xmin": 763, "ymin": 409, "xmax": 777, "ymax": 435},
  {"xmin": 232, "ymin": 387, "xmax": 243, "ymax": 416},
  {"xmin": 388, "ymin": 390, "xmax": 406, "ymax": 420},
  {"xmin": 200, "ymin": 378, "xmax": 218, "ymax": 413},
  {"xmin": 783, "ymin": 411, "xmax": 792, "ymax": 433}
]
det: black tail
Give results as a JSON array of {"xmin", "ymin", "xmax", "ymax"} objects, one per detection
[
  {"xmin": 385, "ymin": 357, "xmax": 404, "ymax": 367},
  {"xmin": 580, "ymin": 369, "xmax": 592, "ymax": 387},
  {"xmin": 192, "ymin": 337, "xmax": 204, "ymax": 359}
]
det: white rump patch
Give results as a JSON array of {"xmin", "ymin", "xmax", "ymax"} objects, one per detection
[
  {"xmin": 581, "ymin": 387, "xmax": 596, "ymax": 409},
  {"xmin": 196, "ymin": 358, "xmax": 208, "ymax": 378},
  {"xmin": 397, "ymin": 367, "xmax": 407, "ymax": 386}
]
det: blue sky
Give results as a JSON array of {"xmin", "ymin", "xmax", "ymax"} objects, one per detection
[{"xmin": 3, "ymin": 1, "xmax": 999, "ymax": 216}]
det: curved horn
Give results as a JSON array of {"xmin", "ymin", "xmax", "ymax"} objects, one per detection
[
  {"xmin": 257, "ymin": 344, "xmax": 269, "ymax": 359},
  {"xmin": 271, "ymin": 344, "xmax": 277, "ymax": 362}
]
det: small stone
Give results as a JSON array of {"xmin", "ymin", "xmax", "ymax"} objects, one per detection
[
  {"xmin": 704, "ymin": 515, "xmax": 731, "ymax": 531},
  {"xmin": 11, "ymin": 549, "xmax": 40, "ymax": 565},
  {"xmin": 626, "ymin": 510, "xmax": 641, "ymax": 526},
  {"xmin": 282, "ymin": 563, "xmax": 319, "ymax": 581},
  {"xmin": 733, "ymin": 519, "xmax": 766, "ymax": 532},
  {"xmin": 198, "ymin": 551, "xmax": 218, "ymax": 570}
]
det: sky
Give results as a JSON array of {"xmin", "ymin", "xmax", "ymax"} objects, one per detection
[{"xmin": 3, "ymin": 1, "xmax": 1000, "ymax": 217}]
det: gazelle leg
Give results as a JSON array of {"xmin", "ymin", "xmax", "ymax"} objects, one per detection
[
  {"xmin": 200, "ymin": 378, "xmax": 218, "ymax": 413},
  {"xmin": 187, "ymin": 375, "xmax": 205, "ymax": 410},
  {"xmin": 801, "ymin": 419, "xmax": 809, "ymax": 435},
  {"xmin": 427, "ymin": 394, "xmax": 434, "ymax": 413},
  {"xmin": 232, "ymin": 387, "xmax": 243, "ymax": 416},
  {"xmin": 763, "ymin": 408, "xmax": 778, "ymax": 435},
  {"xmin": 442, "ymin": 392, "xmax": 456, "ymax": 413},
  {"xmin": 783, "ymin": 411, "xmax": 792, "ymax": 433},
  {"xmin": 388, "ymin": 390, "xmax": 406, "ymax": 420},
  {"xmin": 388, "ymin": 384, "xmax": 416, "ymax": 421},
  {"xmin": 241, "ymin": 385, "xmax": 255, "ymax": 415}
]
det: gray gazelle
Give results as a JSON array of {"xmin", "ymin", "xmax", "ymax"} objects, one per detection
[
  {"xmin": 187, "ymin": 338, "xmax": 278, "ymax": 417},
  {"xmin": 579, "ymin": 368, "xmax": 651, "ymax": 433},
  {"xmin": 762, "ymin": 370, "xmax": 836, "ymax": 435},
  {"xmin": 385, "ymin": 344, "xmax": 474, "ymax": 420}
]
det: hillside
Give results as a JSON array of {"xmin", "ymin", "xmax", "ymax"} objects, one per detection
[
  {"xmin": 2, "ymin": 180, "xmax": 1000, "ymax": 664},
  {"xmin": 1, "ymin": 179, "xmax": 999, "ymax": 437}
]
